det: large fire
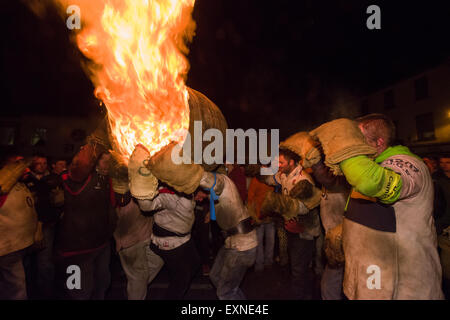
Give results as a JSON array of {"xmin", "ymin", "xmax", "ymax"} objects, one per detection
[{"xmin": 56, "ymin": 0, "xmax": 196, "ymax": 159}]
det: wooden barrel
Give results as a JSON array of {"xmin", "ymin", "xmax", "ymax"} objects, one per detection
[{"xmin": 186, "ymin": 87, "xmax": 228, "ymax": 171}]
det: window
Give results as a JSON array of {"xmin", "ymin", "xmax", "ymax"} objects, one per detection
[
  {"xmin": 0, "ymin": 126, "xmax": 16, "ymax": 146},
  {"xmin": 30, "ymin": 128, "xmax": 47, "ymax": 146},
  {"xmin": 414, "ymin": 76, "xmax": 429, "ymax": 101},
  {"xmin": 415, "ymin": 113, "xmax": 435, "ymax": 141},
  {"xmin": 384, "ymin": 90, "xmax": 395, "ymax": 110}
]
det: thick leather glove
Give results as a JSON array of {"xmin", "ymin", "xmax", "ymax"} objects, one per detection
[
  {"xmin": 289, "ymin": 180, "xmax": 322, "ymax": 209},
  {"xmin": 260, "ymin": 191, "xmax": 302, "ymax": 221},
  {"xmin": 128, "ymin": 144, "xmax": 158, "ymax": 200},
  {"xmin": 289, "ymin": 179, "xmax": 313, "ymax": 199},
  {"xmin": 109, "ymin": 151, "xmax": 129, "ymax": 194},
  {"xmin": 324, "ymin": 223, "xmax": 345, "ymax": 268},
  {"xmin": 310, "ymin": 118, "xmax": 376, "ymax": 175},
  {"xmin": 86, "ymin": 116, "xmax": 111, "ymax": 151},
  {"xmin": 280, "ymin": 132, "xmax": 321, "ymax": 168},
  {"xmin": 148, "ymin": 142, "xmax": 204, "ymax": 195},
  {"xmin": 0, "ymin": 158, "xmax": 32, "ymax": 195}
]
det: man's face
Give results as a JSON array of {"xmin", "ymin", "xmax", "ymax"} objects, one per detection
[
  {"xmin": 96, "ymin": 153, "xmax": 111, "ymax": 176},
  {"xmin": 439, "ymin": 157, "xmax": 450, "ymax": 175},
  {"xmin": 423, "ymin": 157, "xmax": 438, "ymax": 174},
  {"xmin": 194, "ymin": 190, "xmax": 208, "ymax": 202},
  {"xmin": 32, "ymin": 157, "xmax": 47, "ymax": 174},
  {"xmin": 279, "ymin": 155, "xmax": 294, "ymax": 175},
  {"xmin": 53, "ymin": 160, "xmax": 67, "ymax": 175}
]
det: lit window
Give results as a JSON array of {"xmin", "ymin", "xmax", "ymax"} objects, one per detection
[
  {"xmin": 415, "ymin": 113, "xmax": 435, "ymax": 141},
  {"xmin": 0, "ymin": 126, "xmax": 16, "ymax": 146},
  {"xmin": 31, "ymin": 128, "xmax": 47, "ymax": 146}
]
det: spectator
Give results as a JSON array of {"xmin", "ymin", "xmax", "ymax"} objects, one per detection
[
  {"xmin": 0, "ymin": 156, "xmax": 39, "ymax": 299},
  {"xmin": 436, "ymin": 154, "xmax": 450, "ymax": 234},
  {"xmin": 54, "ymin": 142, "xmax": 116, "ymax": 299},
  {"xmin": 247, "ymin": 176, "xmax": 275, "ymax": 272}
]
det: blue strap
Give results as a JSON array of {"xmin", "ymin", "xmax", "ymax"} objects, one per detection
[
  {"xmin": 204, "ymin": 172, "xmax": 219, "ymax": 221},
  {"xmin": 273, "ymin": 175, "xmax": 282, "ymax": 193}
]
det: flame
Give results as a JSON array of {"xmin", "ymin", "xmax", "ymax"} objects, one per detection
[{"xmin": 57, "ymin": 0, "xmax": 195, "ymax": 159}]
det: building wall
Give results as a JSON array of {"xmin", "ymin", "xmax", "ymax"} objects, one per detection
[
  {"xmin": 350, "ymin": 61, "xmax": 450, "ymax": 154},
  {"xmin": 0, "ymin": 115, "xmax": 101, "ymax": 160}
]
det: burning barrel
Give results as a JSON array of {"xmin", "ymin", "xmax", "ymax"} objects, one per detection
[{"xmin": 185, "ymin": 87, "xmax": 228, "ymax": 172}]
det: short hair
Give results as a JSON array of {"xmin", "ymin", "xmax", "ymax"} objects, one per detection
[
  {"xmin": 32, "ymin": 153, "xmax": 47, "ymax": 160},
  {"xmin": 356, "ymin": 113, "xmax": 396, "ymax": 146},
  {"xmin": 279, "ymin": 148, "xmax": 300, "ymax": 165},
  {"xmin": 439, "ymin": 153, "xmax": 450, "ymax": 160}
]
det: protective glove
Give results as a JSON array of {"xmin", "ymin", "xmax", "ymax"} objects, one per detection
[
  {"xmin": 260, "ymin": 191, "xmax": 302, "ymax": 221},
  {"xmin": 309, "ymin": 118, "xmax": 377, "ymax": 175},
  {"xmin": 0, "ymin": 158, "xmax": 32, "ymax": 195},
  {"xmin": 109, "ymin": 151, "xmax": 129, "ymax": 195},
  {"xmin": 128, "ymin": 144, "xmax": 158, "ymax": 200},
  {"xmin": 289, "ymin": 179, "xmax": 322, "ymax": 209},
  {"xmin": 324, "ymin": 223, "xmax": 345, "ymax": 268},
  {"xmin": 86, "ymin": 116, "xmax": 111, "ymax": 151},
  {"xmin": 280, "ymin": 132, "xmax": 321, "ymax": 168},
  {"xmin": 148, "ymin": 142, "xmax": 204, "ymax": 195}
]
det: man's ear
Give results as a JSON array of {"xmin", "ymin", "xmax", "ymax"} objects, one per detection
[{"xmin": 377, "ymin": 137, "xmax": 385, "ymax": 148}]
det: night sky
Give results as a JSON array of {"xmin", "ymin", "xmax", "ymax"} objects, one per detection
[{"xmin": 1, "ymin": 0, "xmax": 450, "ymax": 138}]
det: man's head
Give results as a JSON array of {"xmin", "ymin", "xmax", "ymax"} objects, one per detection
[
  {"xmin": 194, "ymin": 189, "xmax": 208, "ymax": 202},
  {"xmin": 439, "ymin": 154, "xmax": 450, "ymax": 178},
  {"xmin": 356, "ymin": 113, "xmax": 396, "ymax": 156},
  {"xmin": 278, "ymin": 148, "xmax": 300, "ymax": 175},
  {"xmin": 31, "ymin": 154, "xmax": 48, "ymax": 175},
  {"xmin": 423, "ymin": 155, "xmax": 438, "ymax": 175},
  {"xmin": 51, "ymin": 159, "xmax": 67, "ymax": 175},
  {"xmin": 96, "ymin": 152, "xmax": 112, "ymax": 176}
]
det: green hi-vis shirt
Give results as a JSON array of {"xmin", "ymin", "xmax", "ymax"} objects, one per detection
[{"xmin": 340, "ymin": 146, "xmax": 419, "ymax": 204}]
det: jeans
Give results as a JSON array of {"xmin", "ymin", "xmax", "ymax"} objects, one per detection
[
  {"xmin": 119, "ymin": 239, "xmax": 164, "ymax": 300},
  {"xmin": 210, "ymin": 246, "xmax": 256, "ymax": 300},
  {"xmin": 287, "ymin": 231, "xmax": 314, "ymax": 300},
  {"xmin": 255, "ymin": 222, "xmax": 275, "ymax": 271},
  {"xmin": 150, "ymin": 238, "xmax": 200, "ymax": 300},
  {"xmin": 36, "ymin": 223, "xmax": 56, "ymax": 298},
  {"xmin": 55, "ymin": 242, "xmax": 111, "ymax": 300},
  {"xmin": 0, "ymin": 248, "xmax": 28, "ymax": 300},
  {"xmin": 321, "ymin": 264, "xmax": 344, "ymax": 300}
]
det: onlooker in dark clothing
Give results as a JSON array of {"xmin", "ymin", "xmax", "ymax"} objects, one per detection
[
  {"xmin": 436, "ymin": 155, "xmax": 450, "ymax": 234},
  {"xmin": 423, "ymin": 155, "xmax": 440, "ymax": 177},
  {"xmin": 54, "ymin": 146, "xmax": 116, "ymax": 300},
  {"xmin": 423, "ymin": 155, "xmax": 447, "ymax": 234},
  {"xmin": 22, "ymin": 154, "xmax": 52, "ymax": 298}
]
